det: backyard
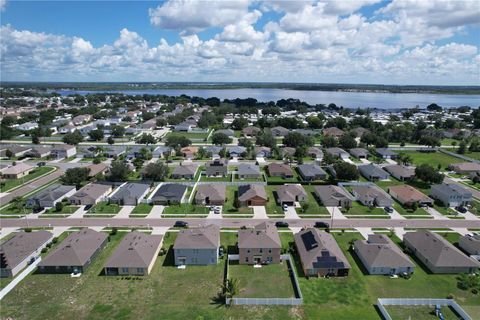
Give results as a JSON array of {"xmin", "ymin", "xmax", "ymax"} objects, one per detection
[
  {"xmin": 399, "ymin": 151, "xmax": 462, "ymax": 169},
  {"xmin": 0, "ymin": 166, "xmax": 55, "ymax": 192},
  {"xmin": 386, "ymin": 305, "xmax": 462, "ymax": 320}
]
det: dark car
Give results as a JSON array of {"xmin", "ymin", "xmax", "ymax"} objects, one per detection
[
  {"xmin": 314, "ymin": 222, "xmax": 330, "ymax": 229},
  {"xmin": 174, "ymin": 221, "xmax": 188, "ymax": 228},
  {"xmin": 275, "ymin": 221, "xmax": 289, "ymax": 228},
  {"xmin": 27, "ymin": 257, "xmax": 36, "ymax": 265},
  {"xmin": 456, "ymin": 206, "xmax": 467, "ymax": 213},
  {"xmin": 37, "ymin": 162, "xmax": 46, "ymax": 167},
  {"xmin": 166, "ymin": 160, "xmax": 173, "ymax": 163},
  {"xmin": 384, "ymin": 207, "xmax": 393, "ymax": 213},
  {"xmin": 84, "ymin": 204, "xmax": 93, "ymax": 211},
  {"xmin": 33, "ymin": 206, "xmax": 44, "ymax": 214}
]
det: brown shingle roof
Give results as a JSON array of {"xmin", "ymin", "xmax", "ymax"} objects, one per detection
[
  {"xmin": 238, "ymin": 222, "xmax": 281, "ymax": 249},
  {"xmin": 174, "ymin": 225, "xmax": 220, "ymax": 249}
]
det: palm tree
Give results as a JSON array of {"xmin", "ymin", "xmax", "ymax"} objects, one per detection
[{"xmin": 222, "ymin": 278, "xmax": 240, "ymax": 302}]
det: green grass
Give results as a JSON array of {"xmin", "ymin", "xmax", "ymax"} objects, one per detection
[
  {"xmin": 392, "ymin": 201, "xmax": 430, "ymax": 216},
  {"xmin": 200, "ymin": 174, "xmax": 232, "ymax": 182},
  {"xmin": 0, "ymin": 201, "xmax": 33, "ymax": 216},
  {"xmin": 162, "ymin": 204, "xmax": 209, "ymax": 215},
  {"xmin": 45, "ymin": 205, "xmax": 79, "ymax": 215},
  {"xmin": 0, "ymin": 166, "xmax": 55, "ymax": 192},
  {"xmin": 131, "ymin": 203, "xmax": 152, "ymax": 214},
  {"xmin": 89, "ymin": 201, "xmax": 121, "ymax": 214},
  {"xmin": 399, "ymin": 151, "xmax": 462, "ymax": 170},
  {"xmin": 342, "ymin": 202, "xmax": 389, "ymax": 216},
  {"xmin": 295, "ymin": 185, "xmax": 330, "ymax": 216},
  {"xmin": 222, "ymin": 186, "xmax": 253, "ymax": 216},
  {"xmin": 233, "ymin": 174, "xmax": 264, "ymax": 182},
  {"xmin": 265, "ymin": 186, "xmax": 284, "ymax": 216},
  {"xmin": 228, "ymin": 262, "xmax": 296, "ymax": 298},
  {"xmin": 165, "ymin": 131, "xmax": 209, "ymax": 140},
  {"xmin": 386, "ymin": 305, "xmax": 462, "ymax": 320},
  {"xmin": 433, "ymin": 204, "xmax": 457, "ymax": 216}
]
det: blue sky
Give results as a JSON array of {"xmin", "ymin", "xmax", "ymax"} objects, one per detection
[{"xmin": 1, "ymin": 0, "xmax": 479, "ymax": 84}]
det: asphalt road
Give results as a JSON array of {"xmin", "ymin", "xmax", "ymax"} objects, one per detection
[{"xmin": 2, "ymin": 217, "xmax": 479, "ymax": 229}]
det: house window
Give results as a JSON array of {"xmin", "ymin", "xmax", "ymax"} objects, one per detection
[
  {"xmin": 259, "ymin": 249, "xmax": 263, "ymax": 253},
  {"xmin": 247, "ymin": 249, "xmax": 250, "ymax": 253},
  {"xmin": 136, "ymin": 268, "xmax": 144, "ymax": 274},
  {"xmin": 246, "ymin": 257, "xmax": 249, "ymax": 263},
  {"xmin": 268, "ymin": 249, "xmax": 271, "ymax": 253},
  {"xmin": 122, "ymin": 268, "xmax": 129, "ymax": 273}
]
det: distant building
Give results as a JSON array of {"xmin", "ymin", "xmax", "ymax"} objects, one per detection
[
  {"xmin": 26, "ymin": 184, "xmax": 76, "ymax": 209},
  {"xmin": 0, "ymin": 163, "xmax": 34, "ymax": 179},
  {"xmin": 459, "ymin": 234, "xmax": 480, "ymax": 256},
  {"xmin": 430, "ymin": 184, "xmax": 472, "ymax": 208}
]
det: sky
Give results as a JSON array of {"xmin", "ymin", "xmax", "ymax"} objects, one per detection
[{"xmin": 0, "ymin": 0, "xmax": 479, "ymax": 85}]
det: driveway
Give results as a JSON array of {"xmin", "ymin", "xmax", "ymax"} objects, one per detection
[
  {"xmin": 146, "ymin": 205, "xmax": 164, "ymax": 219},
  {"xmin": 285, "ymin": 206, "xmax": 300, "ymax": 219},
  {"xmin": 326, "ymin": 206, "xmax": 347, "ymax": 220},
  {"xmin": 356, "ymin": 227, "xmax": 373, "ymax": 240},
  {"xmin": 67, "ymin": 206, "xmax": 88, "ymax": 219},
  {"xmin": 113, "ymin": 205, "xmax": 135, "ymax": 219},
  {"xmin": 425, "ymin": 207, "xmax": 449, "ymax": 220},
  {"xmin": 252, "ymin": 206, "xmax": 268, "ymax": 219},
  {"xmin": 69, "ymin": 157, "xmax": 82, "ymax": 163},
  {"xmin": 360, "ymin": 158, "xmax": 371, "ymax": 164},
  {"xmin": 385, "ymin": 159, "xmax": 397, "ymax": 164},
  {"xmin": 0, "ymin": 227, "xmax": 18, "ymax": 240},
  {"xmin": 207, "ymin": 206, "xmax": 222, "ymax": 219}
]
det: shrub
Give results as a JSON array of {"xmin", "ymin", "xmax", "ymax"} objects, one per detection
[
  {"xmin": 110, "ymin": 227, "xmax": 118, "ymax": 236},
  {"xmin": 52, "ymin": 237, "xmax": 58, "ymax": 244},
  {"xmin": 24, "ymin": 228, "xmax": 32, "ymax": 233},
  {"xmin": 446, "ymin": 294, "xmax": 454, "ymax": 299},
  {"xmin": 41, "ymin": 248, "xmax": 48, "ymax": 253}
]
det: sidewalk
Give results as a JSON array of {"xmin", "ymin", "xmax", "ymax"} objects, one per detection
[{"xmin": 0, "ymin": 256, "xmax": 42, "ymax": 300}]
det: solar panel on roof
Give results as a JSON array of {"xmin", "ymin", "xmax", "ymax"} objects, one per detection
[{"xmin": 301, "ymin": 231, "xmax": 318, "ymax": 251}]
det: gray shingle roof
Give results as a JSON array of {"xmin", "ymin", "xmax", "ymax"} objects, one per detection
[
  {"xmin": 28, "ymin": 184, "xmax": 75, "ymax": 203},
  {"xmin": 110, "ymin": 182, "xmax": 150, "ymax": 202},
  {"xmin": 238, "ymin": 222, "xmax": 281, "ymax": 249},
  {"xmin": 354, "ymin": 234, "xmax": 414, "ymax": 269},
  {"xmin": 238, "ymin": 185, "xmax": 267, "ymax": 202},
  {"xmin": 195, "ymin": 185, "xmax": 226, "ymax": 203},
  {"xmin": 1, "ymin": 231, "xmax": 52, "ymax": 269},
  {"xmin": 174, "ymin": 225, "xmax": 220, "ymax": 249},
  {"xmin": 152, "ymin": 184, "xmax": 187, "ymax": 201}
]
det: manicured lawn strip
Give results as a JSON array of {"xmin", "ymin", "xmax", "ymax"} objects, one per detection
[
  {"xmin": 393, "ymin": 201, "xmax": 430, "ymax": 216},
  {"xmin": 398, "ymin": 151, "xmax": 462, "ymax": 169},
  {"xmin": 131, "ymin": 203, "xmax": 153, "ymax": 214},
  {"xmin": 469, "ymin": 201, "xmax": 480, "ymax": 216},
  {"xmin": 162, "ymin": 204, "xmax": 209, "ymax": 215},
  {"xmin": 89, "ymin": 201, "xmax": 121, "ymax": 214},
  {"xmin": 265, "ymin": 186, "xmax": 284, "ymax": 216},
  {"xmin": 83, "ymin": 214, "xmax": 116, "ymax": 218},
  {"xmin": 165, "ymin": 131, "xmax": 209, "ymax": 140},
  {"xmin": 222, "ymin": 186, "xmax": 253, "ymax": 216},
  {"xmin": 0, "ymin": 202, "xmax": 33, "ymax": 215},
  {"xmin": 295, "ymin": 185, "xmax": 330, "ymax": 215},
  {"xmin": 45, "ymin": 205, "xmax": 79, "ymax": 215},
  {"xmin": 433, "ymin": 204, "xmax": 456, "ymax": 216},
  {"xmin": 200, "ymin": 174, "xmax": 232, "ymax": 182},
  {"xmin": 229, "ymin": 262, "xmax": 296, "ymax": 298},
  {"xmin": 0, "ymin": 166, "xmax": 55, "ymax": 192},
  {"xmin": 386, "ymin": 305, "xmax": 462, "ymax": 320},
  {"xmin": 342, "ymin": 202, "xmax": 389, "ymax": 216}
]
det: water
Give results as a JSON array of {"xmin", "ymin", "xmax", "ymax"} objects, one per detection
[{"xmin": 55, "ymin": 88, "xmax": 480, "ymax": 109}]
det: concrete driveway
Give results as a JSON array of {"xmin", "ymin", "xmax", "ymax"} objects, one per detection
[
  {"xmin": 252, "ymin": 206, "xmax": 268, "ymax": 219},
  {"xmin": 114, "ymin": 205, "xmax": 135, "ymax": 219},
  {"xmin": 146, "ymin": 205, "xmax": 164, "ymax": 219},
  {"xmin": 67, "ymin": 206, "xmax": 88, "ymax": 219},
  {"xmin": 285, "ymin": 206, "xmax": 300, "ymax": 219}
]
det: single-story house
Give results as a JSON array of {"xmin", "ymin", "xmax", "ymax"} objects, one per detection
[
  {"xmin": 354, "ymin": 234, "xmax": 414, "ymax": 275},
  {"xmin": 351, "ymin": 127, "xmax": 371, "ymax": 138},
  {"xmin": 87, "ymin": 163, "xmax": 109, "ymax": 177},
  {"xmin": 37, "ymin": 228, "xmax": 108, "ymax": 274},
  {"xmin": 349, "ymin": 148, "xmax": 369, "ymax": 159},
  {"xmin": 237, "ymin": 184, "xmax": 267, "ymax": 206},
  {"xmin": 449, "ymin": 162, "xmax": 480, "ymax": 175},
  {"xmin": 298, "ymin": 164, "xmax": 327, "ymax": 181},
  {"xmin": 242, "ymin": 126, "xmax": 261, "ymax": 137},
  {"xmin": 430, "ymin": 183, "xmax": 472, "ymax": 208},
  {"xmin": 307, "ymin": 147, "xmax": 323, "ymax": 160},
  {"xmin": 358, "ymin": 164, "xmax": 389, "ymax": 181},
  {"xmin": 104, "ymin": 146, "xmax": 126, "ymax": 158},
  {"xmin": 205, "ymin": 159, "xmax": 228, "ymax": 177},
  {"xmin": 0, "ymin": 163, "xmax": 34, "ymax": 179},
  {"xmin": 384, "ymin": 165, "xmax": 415, "ymax": 181},
  {"xmin": 314, "ymin": 185, "xmax": 352, "ymax": 207},
  {"xmin": 204, "ymin": 146, "xmax": 223, "ymax": 158},
  {"xmin": 214, "ymin": 129, "xmax": 234, "ymax": 137},
  {"xmin": 352, "ymin": 185, "xmax": 393, "ymax": 207},
  {"xmin": 171, "ymin": 164, "xmax": 198, "ymax": 179},
  {"xmin": 376, "ymin": 148, "xmax": 397, "ymax": 159},
  {"xmin": 270, "ymin": 126, "xmax": 289, "ymax": 137},
  {"xmin": 152, "ymin": 146, "xmax": 172, "ymax": 158},
  {"xmin": 237, "ymin": 164, "xmax": 261, "ymax": 179},
  {"xmin": 180, "ymin": 146, "xmax": 198, "ymax": 159},
  {"xmin": 0, "ymin": 231, "xmax": 53, "ymax": 278},
  {"xmin": 108, "ymin": 182, "xmax": 150, "ymax": 206},
  {"xmin": 267, "ymin": 163, "xmax": 294, "ymax": 178},
  {"xmin": 238, "ymin": 222, "xmax": 281, "ymax": 265},
  {"xmin": 281, "ymin": 147, "xmax": 296, "ymax": 158},
  {"xmin": 1, "ymin": 146, "xmax": 32, "ymax": 157},
  {"xmin": 51, "ymin": 145, "xmax": 77, "ymax": 159},
  {"xmin": 174, "ymin": 122, "xmax": 192, "ymax": 132},
  {"xmin": 104, "ymin": 232, "xmax": 163, "ymax": 276},
  {"xmin": 174, "ymin": 225, "xmax": 220, "ymax": 266},
  {"xmin": 195, "ymin": 184, "xmax": 226, "ymax": 205},
  {"xmin": 227, "ymin": 146, "xmax": 246, "ymax": 158},
  {"xmin": 322, "ymin": 127, "xmax": 345, "ymax": 138},
  {"xmin": 255, "ymin": 146, "xmax": 272, "ymax": 158},
  {"xmin": 388, "ymin": 185, "xmax": 434, "ymax": 207},
  {"xmin": 26, "ymin": 184, "xmax": 76, "ymax": 209},
  {"xmin": 25, "ymin": 146, "xmax": 51, "ymax": 158},
  {"xmin": 294, "ymin": 228, "xmax": 350, "ymax": 277},
  {"xmin": 17, "ymin": 121, "xmax": 38, "ymax": 131},
  {"xmin": 326, "ymin": 147, "xmax": 349, "ymax": 160},
  {"xmin": 459, "ymin": 234, "xmax": 480, "ymax": 256},
  {"xmin": 151, "ymin": 184, "xmax": 188, "ymax": 205},
  {"xmin": 69, "ymin": 183, "xmax": 112, "ymax": 206},
  {"xmin": 276, "ymin": 184, "xmax": 307, "ymax": 205},
  {"xmin": 403, "ymin": 231, "xmax": 480, "ymax": 274}
]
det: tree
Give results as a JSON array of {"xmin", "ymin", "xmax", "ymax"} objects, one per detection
[
  {"xmin": 300, "ymin": 201, "xmax": 310, "ymax": 213},
  {"xmin": 419, "ymin": 135, "xmax": 440, "ymax": 148},
  {"xmin": 156, "ymin": 118, "xmax": 167, "ymax": 128},
  {"xmin": 396, "ymin": 153, "xmax": 413, "ymax": 166},
  {"xmin": 165, "ymin": 135, "xmax": 191, "ymax": 148},
  {"xmin": 88, "ymin": 129, "xmax": 104, "ymax": 141},
  {"xmin": 426, "ymin": 103, "xmax": 442, "ymax": 112},
  {"xmin": 458, "ymin": 140, "xmax": 467, "ymax": 154},
  {"xmin": 469, "ymin": 139, "xmax": 480, "ymax": 152},
  {"xmin": 333, "ymin": 162, "xmax": 359, "ymax": 181},
  {"xmin": 142, "ymin": 161, "xmax": 169, "ymax": 181},
  {"xmin": 111, "ymin": 125, "xmax": 125, "ymax": 138},
  {"xmin": 107, "ymin": 160, "xmax": 130, "ymax": 182},
  {"xmin": 61, "ymin": 167, "xmax": 90, "ymax": 187},
  {"xmin": 5, "ymin": 149, "xmax": 13, "ymax": 158},
  {"xmin": 415, "ymin": 164, "xmax": 444, "ymax": 184},
  {"xmin": 31, "ymin": 134, "xmax": 40, "ymax": 144},
  {"xmin": 339, "ymin": 134, "xmax": 357, "ymax": 150},
  {"xmin": 141, "ymin": 111, "xmax": 155, "ymax": 121},
  {"xmin": 321, "ymin": 135, "xmax": 338, "ymax": 148},
  {"xmin": 197, "ymin": 112, "xmax": 217, "ymax": 129},
  {"xmin": 135, "ymin": 133, "xmax": 157, "ymax": 145},
  {"xmin": 221, "ymin": 278, "xmax": 240, "ymax": 300},
  {"xmin": 211, "ymin": 132, "xmax": 232, "ymax": 145},
  {"xmin": 256, "ymin": 130, "xmax": 276, "ymax": 148},
  {"xmin": 231, "ymin": 117, "xmax": 249, "ymax": 130},
  {"xmin": 283, "ymin": 132, "xmax": 313, "ymax": 148},
  {"xmin": 55, "ymin": 202, "xmax": 64, "ymax": 212},
  {"xmin": 63, "ymin": 130, "xmax": 83, "ymax": 145},
  {"xmin": 238, "ymin": 137, "xmax": 253, "ymax": 148},
  {"xmin": 107, "ymin": 136, "xmax": 115, "ymax": 145},
  {"xmin": 306, "ymin": 116, "xmax": 323, "ymax": 129}
]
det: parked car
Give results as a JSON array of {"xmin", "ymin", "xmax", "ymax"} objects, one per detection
[
  {"xmin": 84, "ymin": 204, "xmax": 93, "ymax": 211},
  {"xmin": 456, "ymin": 206, "xmax": 467, "ymax": 213},
  {"xmin": 37, "ymin": 162, "xmax": 46, "ymax": 167},
  {"xmin": 384, "ymin": 207, "xmax": 393, "ymax": 213},
  {"xmin": 275, "ymin": 221, "xmax": 289, "ymax": 228},
  {"xmin": 27, "ymin": 257, "xmax": 36, "ymax": 265},
  {"xmin": 314, "ymin": 221, "xmax": 330, "ymax": 229},
  {"xmin": 282, "ymin": 204, "xmax": 288, "ymax": 211},
  {"xmin": 174, "ymin": 221, "xmax": 188, "ymax": 228}
]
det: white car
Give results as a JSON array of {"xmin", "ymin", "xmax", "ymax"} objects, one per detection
[{"xmin": 282, "ymin": 204, "xmax": 288, "ymax": 211}]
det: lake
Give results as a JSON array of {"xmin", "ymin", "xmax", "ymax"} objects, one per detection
[{"xmin": 55, "ymin": 88, "xmax": 480, "ymax": 109}]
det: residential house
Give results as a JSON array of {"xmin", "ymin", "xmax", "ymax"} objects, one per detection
[
  {"xmin": 152, "ymin": 146, "xmax": 172, "ymax": 159},
  {"xmin": 238, "ymin": 222, "xmax": 281, "ymax": 265},
  {"xmin": 25, "ymin": 146, "xmax": 51, "ymax": 158},
  {"xmin": 403, "ymin": 231, "xmax": 480, "ymax": 274},
  {"xmin": 227, "ymin": 146, "xmax": 246, "ymax": 159},
  {"xmin": 174, "ymin": 122, "xmax": 192, "ymax": 132},
  {"xmin": 354, "ymin": 234, "xmax": 414, "ymax": 275},
  {"xmin": 2, "ymin": 146, "xmax": 31, "ymax": 157},
  {"xmin": 294, "ymin": 228, "xmax": 350, "ymax": 277},
  {"xmin": 267, "ymin": 163, "xmax": 294, "ymax": 178},
  {"xmin": 104, "ymin": 232, "xmax": 163, "ymax": 276},
  {"xmin": 388, "ymin": 185, "xmax": 434, "ymax": 207},
  {"xmin": 72, "ymin": 114, "xmax": 92, "ymax": 125},
  {"xmin": 59, "ymin": 124, "xmax": 76, "ymax": 134},
  {"xmin": 349, "ymin": 148, "xmax": 369, "ymax": 159},
  {"xmin": 237, "ymin": 164, "xmax": 261, "ymax": 179},
  {"xmin": 181, "ymin": 146, "xmax": 198, "ymax": 159},
  {"xmin": 314, "ymin": 185, "xmax": 352, "ymax": 207},
  {"xmin": 17, "ymin": 122, "xmax": 38, "ymax": 131},
  {"xmin": 171, "ymin": 164, "xmax": 198, "ymax": 179},
  {"xmin": 376, "ymin": 148, "xmax": 397, "ymax": 159},
  {"xmin": 459, "ymin": 234, "xmax": 480, "ymax": 256},
  {"xmin": 238, "ymin": 185, "xmax": 268, "ymax": 206},
  {"xmin": 322, "ymin": 127, "xmax": 345, "ymax": 138},
  {"xmin": 0, "ymin": 163, "xmax": 34, "ymax": 179},
  {"xmin": 151, "ymin": 184, "xmax": 187, "ymax": 205},
  {"xmin": 307, "ymin": 147, "xmax": 324, "ymax": 160},
  {"xmin": 352, "ymin": 185, "xmax": 393, "ymax": 207},
  {"xmin": 384, "ymin": 165, "xmax": 415, "ymax": 181},
  {"xmin": 242, "ymin": 126, "xmax": 261, "ymax": 137},
  {"xmin": 449, "ymin": 162, "xmax": 480, "ymax": 175},
  {"xmin": 351, "ymin": 127, "xmax": 371, "ymax": 138},
  {"xmin": 270, "ymin": 126, "xmax": 289, "ymax": 137},
  {"xmin": 430, "ymin": 184, "xmax": 472, "ymax": 207},
  {"xmin": 255, "ymin": 146, "xmax": 272, "ymax": 158},
  {"xmin": 358, "ymin": 164, "xmax": 389, "ymax": 181},
  {"xmin": 0, "ymin": 231, "xmax": 53, "ymax": 278},
  {"xmin": 87, "ymin": 163, "xmax": 109, "ymax": 178},
  {"xmin": 37, "ymin": 228, "xmax": 108, "ymax": 274},
  {"xmin": 298, "ymin": 164, "xmax": 327, "ymax": 181},
  {"xmin": 204, "ymin": 146, "xmax": 223, "ymax": 158},
  {"xmin": 104, "ymin": 146, "xmax": 126, "ymax": 158},
  {"xmin": 26, "ymin": 184, "xmax": 76, "ymax": 208},
  {"xmin": 276, "ymin": 184, "xmax": 307, "ymax": 205},
  {"xmin": 326, "ymin": 147, "xmax": 349, "ymax": 160},
  {"xmin": 281, "ymin": 147, "xmax": 296, "ymax": 158},
  {"xmin": 51, "ymin": 145, "xmax": 76, "ymax": 159},
  {"xmin": 194, "ymin": 184, "xmax": 226, "ymax": 205},
  {"xmin": 69, "ymin": 183, "xmax": 112, "ymax": 206},
  {"xmin": 109, "ymin": 182, "xmax": 150, "ymax": 206},
  {"xmin": 215, "ymin": 129, "xmax": 234, "ymax": 137},
  {"xmin": 205, "ymin": 159, "xmax": 228, "ymax": 177},
  {"xmin": 174, "ymin": 225, "xmax": 220, "ymax": 266},
  {"xmin": 294, "ymin": 129, "xmax": 318, "ymax": 137}
]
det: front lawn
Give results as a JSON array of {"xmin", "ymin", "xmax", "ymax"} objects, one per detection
[
  {"xmin": 165, "ymin": 131, "xmax": 209, "ymax": 140},
  {"xmin": 45, "ymin": 205, "xmax": 79, "ymax": 215},
  {"xmin": 222, "ymin": 186, "xmax": 254, "ymax": 216},
  {"xmin": 0, "ymin": 166, "xmax": 55, "ymax": 192},
  {"xmin": 162, "ymin": 204, "xmax": 209, "ymax": 215},
  {"xmin": 392, "ymin": 202, "xmax": 430, "ymax": 216},
  {"xmin": 89, "ymin": 201, "xmax": 121, "ymax": 214},
  {"xmin": 295, "ymin": 185, "xmax": 330, "ymax": 216},
  {"xmin": 265, "ymin": 186, "xmax": 284, "ymax": 216},
  {"xmin": 131, "ymin": 203, "xmax": 153, "ymax": 214},
  {"xmin": 342, "ymin": 202, "xmax": 389, "ymax": 216}
]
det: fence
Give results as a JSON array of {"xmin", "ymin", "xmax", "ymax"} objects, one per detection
[
  {"xmin": 225, "ymin": 254, "xmax": 303, "ymax": 306},
  {"xmin": 439, "ymin": 149, "xmax": 480, "ymax": 164},
  {"xmin": 377, "ymin": 298, "xmax": 473, "ymax": 320}
]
